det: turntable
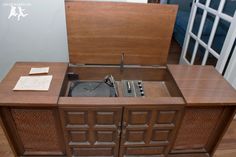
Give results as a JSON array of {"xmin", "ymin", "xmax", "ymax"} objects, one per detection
[
  {"xmin": 68, "ymin": 74, "xmax": 147, "ymax": 97},
  {"xmin": 68, "ymin": 75, "xmax": 118, "ymax": 97}
]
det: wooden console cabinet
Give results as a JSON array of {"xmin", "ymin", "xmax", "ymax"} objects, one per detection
[
  {"xmin": 1, "ymin": 63, "xmax": 235, "ymax": 157},
  {"xmin": 0, "ymin": 2, "xmax": 236, "ymax": 157}
]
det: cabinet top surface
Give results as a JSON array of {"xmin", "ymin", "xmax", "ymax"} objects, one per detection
[
  {"xmin": 1, "ymin": 63, "xmax": 235, "ymax": 106},
  {"xmin": 0, "ymin": 62, "xmax": 68, "ymax": 106},
  {"xmin": 168, "ymin": 65, "xmax": 236, "ymax": 105}
]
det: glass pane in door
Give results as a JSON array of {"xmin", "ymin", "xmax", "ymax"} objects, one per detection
[
  {"xmin": 211, "ymin": 19, "xmax": 230, "ymax": 54},
  {"xmin": 222, "ymin": 1, "xmax": 236, "ymax": 17},
  {"xmin": 192, "ymin": 8, "xmax": 204, "ymax": 36},
  {"xmin": 201, "ymin": 13, "xmax": 216, "ymax": 44},
  {"xmin": 185, "ymin": 37, "xmax": 196, "ymax": 62},
  {"xmin": 194, "ymin": 44, "xmax": 206, "ymax": 64},
  {"xmin": 206, "ymin": 53, "xmax": 218, "ymax": 66}
]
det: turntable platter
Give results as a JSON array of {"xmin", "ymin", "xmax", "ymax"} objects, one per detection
[{"xmin": 69, "ymin": 81, "xmax": 116, "ymax": 97}]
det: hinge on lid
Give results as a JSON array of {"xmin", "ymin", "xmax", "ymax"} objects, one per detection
[
  {"xmin": 68, "ymin": 57, "xmax": 166, "ymax": 69},
  {"xmin": 151, "ymin": 65, "xmax": 166, "ymax": 69},
  {"xmin": 69, "ymin": 63, "xmax": 85, "ymax": 67}
]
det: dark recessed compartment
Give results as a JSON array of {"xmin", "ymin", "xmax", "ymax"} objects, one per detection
[{"xmin": 61, "ymin": 65, "xmax": 182, "ymax": 98}]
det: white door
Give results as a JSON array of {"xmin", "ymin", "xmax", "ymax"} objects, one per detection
[
  {"xmin": 180, "ymin": 0, "xmax": 236, "ymax": 74},
  {"xmin": 224, "ymin": 47, "xmax": 236, "ymax": 89}
]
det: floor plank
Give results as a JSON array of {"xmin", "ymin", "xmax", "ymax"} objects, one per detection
[
  {"xmin": 218, "ymin": 119, "xmax": 236, "ymax": 150},
  {"xmin": 214, "ymin": 149, "xmax": 236, "ymax": 157},
  {"xmin": 0, "ymin": 116, "xmax": 14, "ymax": 157}
]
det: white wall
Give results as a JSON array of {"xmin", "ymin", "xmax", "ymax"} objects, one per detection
[
  {"xmin": 0, "ymin": 0, "xmax": 147, "ymax": 81},
  {"xmin": 126, "ymin": 0, "xmax": 147, "ymax": 3},
  {"xmin": 84, "ymin": 0, "xmax": 147, "ymax": 3},
  {"xmin": 0, "ymin": 0, "xmax": 69, "ymax": 81}
]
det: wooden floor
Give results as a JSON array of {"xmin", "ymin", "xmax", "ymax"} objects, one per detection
[
  {"xmin": 0, "ymin": 39, "xmax": 236, "ymax": 156},
  {"xmin": 214, "ymin": 119, "xmax": 236, "ymax": 157},
  {"xmin": 0, "ymin": 117, "xmax": 14, "ymax": 157}
]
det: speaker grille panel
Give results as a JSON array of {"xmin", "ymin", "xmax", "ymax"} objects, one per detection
[
  {"xmin": 11, "ymin": 109, "xmax": 63, "ymax": 155},
  {"xmin": 173, "ymin": 107, "xmax": 223, "ymax": 151}
]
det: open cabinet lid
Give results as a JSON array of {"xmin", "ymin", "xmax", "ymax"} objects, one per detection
[{"xmin": 65, "ymin": 1, "xmax": 178, "ymax": 65}]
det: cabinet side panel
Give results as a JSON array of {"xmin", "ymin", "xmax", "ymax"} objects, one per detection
[
  {"xmin": 172, "ymin": 107, "xmax": 223, "ymax": 152},
  {"xmin": 11, "ymin": 109, "xmax": 64, "ymax": 155}
]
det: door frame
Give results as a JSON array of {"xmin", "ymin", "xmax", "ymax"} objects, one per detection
[{"xmin": 180, "ymin": 0, "xmax": 236, "ymax": 74}]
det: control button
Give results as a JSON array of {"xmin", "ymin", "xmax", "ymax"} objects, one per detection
[
  {"xmin": 138, "ymin": 84, "xmax": 142, "ymax": 88},
  {"xmin": 140, "ymin": 88, "xmax": 143, "ymax": 92},
  {"xmin": 127, "ymin": 81, "xmax": 131, "ymax": 93},
  {"xmin": 138, "ymin": 81, "xmax": 142, "ymax": 84},
  {"xmin": 141, "ymin": 91, "xmax": 145, "ymax": 96}
]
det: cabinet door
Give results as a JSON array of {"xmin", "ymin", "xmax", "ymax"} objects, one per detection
[
  {"xmin": 60, "ymin": 107, "xmax": 122, "ymax": 157},
  {"xmin": 120, "ymin": 106, "xmax": 183, "ymax": 157}
]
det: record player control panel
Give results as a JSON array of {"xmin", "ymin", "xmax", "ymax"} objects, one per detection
[{"xmin": 122, "ymin": 80, "xmax": 145, "ymax": 97}]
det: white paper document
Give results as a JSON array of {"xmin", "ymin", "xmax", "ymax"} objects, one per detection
[
  {"xmin": 29, "ymin": 67, "xmax": 49, "ymax": 75},
  {"xmin": 13, "ymin": 75, "xmax": 53, "ymax": 91}
]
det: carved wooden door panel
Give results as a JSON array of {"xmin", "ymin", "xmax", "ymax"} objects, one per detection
[
  {"xmin": 120, "ymin": 106, "xmax": 183, "ymax": 157},
  {"xmin": 60, "ymin": 107, "xmax": 122, "ymax": 157}
]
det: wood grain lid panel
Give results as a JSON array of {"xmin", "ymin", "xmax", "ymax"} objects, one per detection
[{"xmin": 66, "ymin": 1, "xmax": 178, "ymax": 65}]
